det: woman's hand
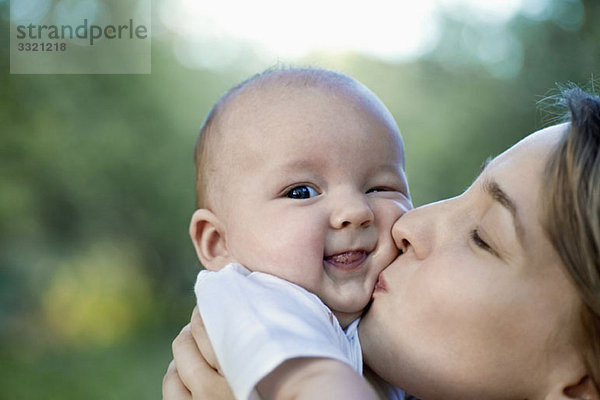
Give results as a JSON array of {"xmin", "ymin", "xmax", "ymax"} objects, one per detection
[
  {"xmin": 162, "ymin": 308, "xmax": 234, "ymax": 400},
  {"xmin": 162, "ymin": 359, "xmax": 192, "ymax": 400}
]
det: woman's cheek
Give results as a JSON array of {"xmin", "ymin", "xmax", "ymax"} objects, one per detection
[{"xmin": 396, "ymin": 261, "xmax": 479, "ymax": 331}]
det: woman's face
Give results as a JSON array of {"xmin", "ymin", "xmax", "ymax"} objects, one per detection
[{"xmin": 360, "ymin": 124, "xmax": 584, "ymax": 399}]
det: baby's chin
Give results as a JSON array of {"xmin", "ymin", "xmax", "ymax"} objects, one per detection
[{"xmin": 331, "ymin": 303, "xmax": 369, "ymax": 328}]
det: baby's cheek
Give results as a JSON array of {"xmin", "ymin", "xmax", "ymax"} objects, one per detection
[
  {"xmin": 404, "ymin": 199, "xmax": 414, "ymax": 213},
  {"xmin": 373, "ymin": 204, "xmax": 405, "ymax": 262},
  {"xmin": 264, "ymin": 224, "xmax": 325, "ymax": 283},
  {"xmin": 374, "ymin": 198, "xmax": 409, "ymax": 227}
]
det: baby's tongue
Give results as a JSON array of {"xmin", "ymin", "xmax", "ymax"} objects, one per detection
[{"xmin": 326, "ymin": 251, "xmax": 363, "ymax": 265}]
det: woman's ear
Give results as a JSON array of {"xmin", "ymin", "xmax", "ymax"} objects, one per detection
[
  {"xmin": 189, "ymin": 209, "xmax": 231, "ymax": 271},
  {"xmin": 562, "ymin": 376, "xmax": 600, "ymax": 400},
  {"xmin": 545, "ymin": 352, "xmax": 599, "ymax": 400}
]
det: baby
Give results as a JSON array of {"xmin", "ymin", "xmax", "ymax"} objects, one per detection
[{"xmin": 190, "ymin": 67, "xmax": 411, "ymax": 399}]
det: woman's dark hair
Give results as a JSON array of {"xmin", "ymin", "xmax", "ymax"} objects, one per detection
[{"xmin": 542, "ymin": 85, "xmax": 600, "ymax": 388}]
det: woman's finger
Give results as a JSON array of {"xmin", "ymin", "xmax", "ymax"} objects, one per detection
[
  {"xmin": 162, "ymin": 360, "xmax": 192, "ymax": 400},
  {"xmin": 172, "ymin": 324, "xmax": 204, "ymax": 390},
  {"xmin": 190, "ymin": 307, "xmax": 221, "ymax": 372},
  {"xmin": 172, "ymin": 322, "xmax": 234, "ymax": 399}
]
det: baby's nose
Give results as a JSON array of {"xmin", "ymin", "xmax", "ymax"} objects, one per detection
[{"xmin": 330, "ymin": 194, "xmax": 374, "ymax": 229}]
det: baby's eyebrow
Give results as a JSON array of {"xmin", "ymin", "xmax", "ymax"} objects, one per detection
[{"xmin": 276, "ymin": 158, "xmax": 322, "ymax": 173}]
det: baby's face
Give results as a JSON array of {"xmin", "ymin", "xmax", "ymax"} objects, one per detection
[{"xmin": 217, "ymin": 84, "xmax": 411, "ymax": 326}]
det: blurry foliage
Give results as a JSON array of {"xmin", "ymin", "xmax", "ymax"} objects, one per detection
[
  {"xmin": 42, "ymin": 241, "xmax": 153, "ymax": 347},
  {"xmin": 0, "ymin": 0, "xmax": 598, "ymax": 398}
]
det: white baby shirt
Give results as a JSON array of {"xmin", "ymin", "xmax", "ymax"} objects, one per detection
[{"xmin": 195, "ymin": 263, "xmax": 363, "ymax": 400}]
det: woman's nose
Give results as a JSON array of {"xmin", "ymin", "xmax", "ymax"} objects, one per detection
[
  {"xmin": 330, "ymin": 192, "xmax": 375, "ymax": 230},
  {"xmin": 392, "ymin": 200, "xmax": 446, "ymax": 259}
]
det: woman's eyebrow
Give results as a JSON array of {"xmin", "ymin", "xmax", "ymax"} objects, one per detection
[{"xmin": 482, "ymin": 178, "xmax": 525, "ymax": 246}]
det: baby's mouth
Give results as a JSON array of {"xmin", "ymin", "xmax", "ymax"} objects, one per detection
[{"xmin": 324, "ymin": 250, "xmax": 368, "ymax": 270}]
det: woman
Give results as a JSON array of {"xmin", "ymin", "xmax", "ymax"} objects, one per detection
[{"xmin": 163, "ymin": 87, "xmax": 600, "ymax": 399}]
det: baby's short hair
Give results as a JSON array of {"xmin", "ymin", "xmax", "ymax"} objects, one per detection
[{"xmin": 194, "ymin": 66, "xmax": 364, "ymax": 209}]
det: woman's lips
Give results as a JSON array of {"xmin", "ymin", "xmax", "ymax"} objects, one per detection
[{"xmin": 324, "ymin": 250, "xmax": 367, "ymax": 270}]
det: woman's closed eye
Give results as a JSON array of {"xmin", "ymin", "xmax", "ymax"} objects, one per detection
[
  {"xmin": 471, "ymin": 229, "xmax": 499, "ymax": 257},
  {"xmin": 286, "ymin": 185, "xmax": 319, "ymax": 199}
]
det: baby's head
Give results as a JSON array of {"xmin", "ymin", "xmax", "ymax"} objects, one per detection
[{"xmin": 191, "ymin": 67, "xmax": 412, "ymax": 326}]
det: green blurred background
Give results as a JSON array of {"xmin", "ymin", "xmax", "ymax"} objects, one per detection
[{"xmin": 1, "ymin": 0, "xmax": 598, "ymax": 398}]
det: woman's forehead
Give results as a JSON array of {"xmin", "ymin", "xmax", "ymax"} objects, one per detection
[
  {"xmin": 475, "ymin": 123, "xmax": 567, "ymax": 181},
  {"xmin": 472, "ymin": 124, "xmax": 569, "ymax": 255},
  {"xmin": 481, "ymin": 124, "xmax": 567, "ymax": 200},
  {"xmin": 502, "ymin": 123, "xmax": 567, "ymax": 160}
]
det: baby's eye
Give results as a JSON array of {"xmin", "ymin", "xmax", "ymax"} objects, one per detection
[
  {"xmin": 367, "ymin": 186, "xmax": 405, "ymax": 194},
  {"xmin": 286, "ymin": 185, "xmax": 319, "ymax": 199},
  {"xmin": 367, "ymin": 187, "xmax": 389, "ymax": 194}
]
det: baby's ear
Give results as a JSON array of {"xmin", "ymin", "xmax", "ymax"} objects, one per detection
[{"xmin": 189, "ymin": 209, "xmax": 231, "ymax": 271}]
